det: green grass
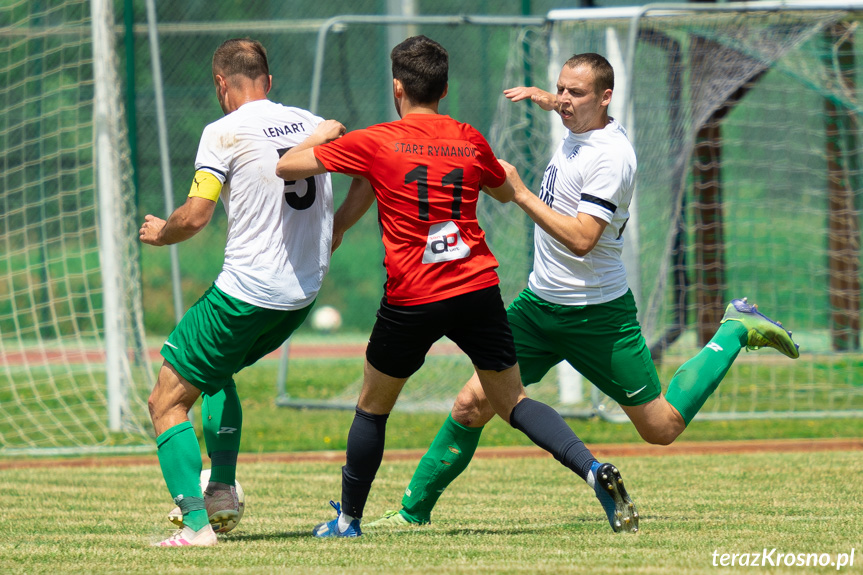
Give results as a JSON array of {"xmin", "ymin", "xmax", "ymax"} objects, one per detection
[
  {"xmin": 3, "ymin": 346, "xmax": 862, "ymax": 573},
  {"xmin": 2, "ymin": 451, "xmax": 860, "ymax": 574}
]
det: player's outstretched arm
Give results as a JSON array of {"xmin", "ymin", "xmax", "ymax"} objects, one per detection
[
  {"xmin": 332, "ymin": 177, "xmax": 375, "ymax": 253},
  {"xmin": 499, "ymin": 159, "xmax": 606, "ymax": 256},
  {"xmin": 483, "ymin": 166, "xmax": 515, "ymax": 203},
  {"xmin": 296, "ymin": 119, "xmax": 346, "ymax": 154},
  {"xmin": 503, "ymin": 86, "xmax": 557, "ymax": 112},
  {"xmin": 275, "ymin": 119, "xmax": 345, "ymax": 181},
  {"xmin": 139, "ymin": 196, "xmax": 216, "ymax": 246}
]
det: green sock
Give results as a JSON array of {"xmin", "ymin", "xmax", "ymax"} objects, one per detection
[
  {"xmin": 665, "ymin": 321, "xmax": 747, "ymax": 425},
  {"xmin": 201, "ymin": 382, "xmax": 242, "ymax": 486},
  {"xmin": 401, "ymin": 414, "xmax": 483, "ymax": 523},
  {"xmin": 156, "ymin": 421, "xmax": 209, "ymax": 531}
]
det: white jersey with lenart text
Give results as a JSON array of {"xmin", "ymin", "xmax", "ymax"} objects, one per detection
[
  {"xmin": 528, "ymin": 118, "xmax": 636, "ymax": 306},
  {"xmin": 194, "ymin": 99, "xmax": 333, "ymax": 310}
]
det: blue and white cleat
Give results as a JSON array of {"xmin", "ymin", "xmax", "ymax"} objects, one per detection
[
  {"xmin": 720, "ymin": 298, "xmax": 800, "ymax": 359},
  {"xmin": 312, "ymin": 500, "xmax": 362, "ymax": 538},
  {"xmin": 589, "ymin": 461, "xmax": 638, "ymax": 533}
]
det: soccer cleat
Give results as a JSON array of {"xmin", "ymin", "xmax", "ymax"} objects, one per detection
[
  {"xmin": 590, "ymin": 461, "xmax": 639, "ymax": 534},
  {"xmin": 312, "ymin": 500, "xmax": 362, "ymax": 538},
  {"xmin": 167, "ymin": 486, "xmax": 241, "ymax": 533},
  {"xmin": 720, "ymin": 298, "xmax": 800, "ymax": 359},
  {"xmin": 363, "ymin": 509, "xmax": 422, "ymax": 530},
  {"xmin": 152, "ymin": 524, "xmax": 218, "ymax": 547}
]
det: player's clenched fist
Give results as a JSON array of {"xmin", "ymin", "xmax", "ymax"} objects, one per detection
[
  {"xmin": 313, "ymin": 119, "xmax": 346, "ymax": 143},
  {"xmin": 139, "ymin": 214, "xmax": 167, "ymax": 246}
]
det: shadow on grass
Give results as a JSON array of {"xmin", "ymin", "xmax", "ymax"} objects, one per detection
[{"xmin": 227, "ymin": 530, "xmax": 311, "ymax": 541}]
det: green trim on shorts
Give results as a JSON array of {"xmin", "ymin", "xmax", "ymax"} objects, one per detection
[
  {"xmin": 507, "ymin": 288, "xmax": 660, "ymax": 406},
  {"xmin": 161, "ymin": 284, "xmax": 313, "ymax": 396}
]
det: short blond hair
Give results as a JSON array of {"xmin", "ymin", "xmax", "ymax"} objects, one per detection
[{"xmin": 212, "ymin": 38, "xmax": 269, "ymax": 81}]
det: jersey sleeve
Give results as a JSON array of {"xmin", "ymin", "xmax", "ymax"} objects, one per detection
[
  {"xmin": 472, "ymin": 132, "xmax": 506, "ymax": 189},
  {"xmin": 576, "ymin": 153, "xmax": 627, "ymax": 223},
  {"xmin": 313, "ymin": 128, "xmax": 379, "ymax": 178},
  {"xmin": 194, "ymin": 123, "xmax": 229, "ymax": 184}
]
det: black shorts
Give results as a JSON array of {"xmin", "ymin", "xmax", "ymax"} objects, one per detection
[{"xmin": 366, "ymin": 285, "xmax": 518, "ymax": 379}]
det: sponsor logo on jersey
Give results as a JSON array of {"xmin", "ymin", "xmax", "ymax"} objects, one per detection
[{"xmin": 422, "ymin": 221, "xmax": 470, "ymax": 264}]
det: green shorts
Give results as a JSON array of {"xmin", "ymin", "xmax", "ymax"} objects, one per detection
[
  {"xmin": 507, "ymin": 288, "xmax": 660, "ymax": 406},
  {"xmin": 161, "ymin": 284, "xmax": 313, "ymax": 396}
]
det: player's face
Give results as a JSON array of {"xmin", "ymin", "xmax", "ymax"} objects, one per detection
[{"xmin": 555, "ymin": 65, "xmax": 610, "ymax": 134}]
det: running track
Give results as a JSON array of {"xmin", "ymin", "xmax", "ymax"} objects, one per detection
[{"xmin": 1, "ymin": 438, "xmax": 860, "ymax": 469}]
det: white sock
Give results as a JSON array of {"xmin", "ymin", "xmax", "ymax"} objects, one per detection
[
  {"xmin": 586, "ymin": 465, "xmax": 597, "ymax": 489},
  {"xmin": 338, "ymin": 512, "xmax": 357, "ymax": 532},
  {"xmin": 187, "ymin": 524, "xmax": 211, "ymax": 538}
]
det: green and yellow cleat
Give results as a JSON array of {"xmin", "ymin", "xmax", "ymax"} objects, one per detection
[
  {"xmin": 721, "ymin": 298, "xmax": 800, "ymax": 359},
  {"xmin": 363, "ymin": 509, "xmax": 426, "ymax": 530}
]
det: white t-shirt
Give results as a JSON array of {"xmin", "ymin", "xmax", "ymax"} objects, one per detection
[
  {"xmin": 528, "ymin": 118, "xmax": 636, "ymax": 306},
  {"xmin": 194, "ymin": 99, "xmax": 333, "ymax": 310}
]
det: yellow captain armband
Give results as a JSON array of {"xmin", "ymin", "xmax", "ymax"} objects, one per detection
[{"xmin": 188, "ymin": 170, "xmax": 223, "ymax": 201}]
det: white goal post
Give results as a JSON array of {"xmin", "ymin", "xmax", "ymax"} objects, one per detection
[{"xmin": 0, "ymin": 0, "xmax": 153, "ymax": 455}]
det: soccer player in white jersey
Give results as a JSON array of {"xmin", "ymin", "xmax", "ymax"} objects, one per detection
[
  {"xmin": 365, "ymin": 53, "xmax": 799, "ymax": 534},
  {"xmin": 139, "ymin": 38, "xmax": 345, "ymax": 547}
]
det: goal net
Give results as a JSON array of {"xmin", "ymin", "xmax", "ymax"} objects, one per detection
[
  {"xmin": 544, "ymin": 3, "xmax": 863, "ymax": 420},
  {"xmin": 284, "ymin": 5, "xmax": 863, "ymax": 420},
  {"xmin": 0, "ymin": 0, "xmax": 153, "ymax": 454}
]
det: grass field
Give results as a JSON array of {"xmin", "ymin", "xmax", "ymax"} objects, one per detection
[
  {"xmin": 3, "ymin": 450, "xmax": 860, "ymax": 574},
  {"xmin": 3, "ymin": 349, "xmax": 862, "ymax": 573},
  {"xmin": 1, "ymin": 356, "xmax": 860, "ymax": 574}
]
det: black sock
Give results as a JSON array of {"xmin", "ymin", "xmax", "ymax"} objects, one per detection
[
  {"xmin": 509, "ymin": 398, "xmax": 596, "ymax": 480},
  {"xmin": 341, "ymin": 407, "xmax": 389, "ymax": 518}
]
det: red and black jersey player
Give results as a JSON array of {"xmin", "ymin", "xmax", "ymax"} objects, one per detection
[{"xmin": 276, "ymin": 34, "xmax": 615, "ymax": 538}]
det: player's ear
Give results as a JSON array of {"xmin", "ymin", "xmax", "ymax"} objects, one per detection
[
  {"xmin": 392, "ymin": 78, "xmax": 403, "ymax": 98},
  {"xmin": 601, "ymin": 88, "xmax": 612, "ymax": 107},
  {"xmin": 214, "ymin": 74, "xmax": 228, "ymax": 94},
  {"xmin": 440, "ymin": 83, "xmax": 448, "ymax": 100},
  {"xmin": 266, "ymin": 75, "xmax": 272, "ymax": 94}
]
